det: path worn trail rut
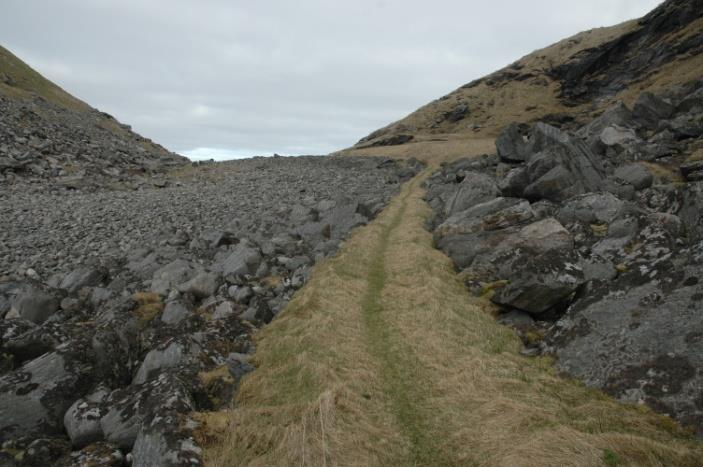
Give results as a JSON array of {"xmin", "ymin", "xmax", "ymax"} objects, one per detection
[{"xmin": 206, "ymin": 170, "xmax": 703, "ymax": 467}]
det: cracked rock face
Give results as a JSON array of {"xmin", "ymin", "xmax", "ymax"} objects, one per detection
[
  {"xmin": 0, "ymin": 154, "xmax": 422, "ymax": 464},
  {"xmin": 425, "ymin": 81, "xmax": 703, "ymax": 435}
]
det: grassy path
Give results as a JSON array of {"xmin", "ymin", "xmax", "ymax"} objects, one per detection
[
  {"xmin": 360, "ymin": 180, "xmax": 451, "ymax": 466},
  {"xmin": 203, "ymin": 170, "xmax": 703, "ymax": 466}
]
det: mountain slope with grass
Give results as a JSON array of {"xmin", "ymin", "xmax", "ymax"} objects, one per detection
[
  {"xmin": 0, "ymin": 45, "xmax": 186, "ymax": 190},
  {"xmin": 342, "ymin": 0, "xmax": 703, "ymax": 161}
]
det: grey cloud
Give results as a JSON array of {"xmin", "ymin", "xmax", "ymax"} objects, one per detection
[{"xmin": 1, "ymin": 0, "xmax": 662, "ymax": 159}]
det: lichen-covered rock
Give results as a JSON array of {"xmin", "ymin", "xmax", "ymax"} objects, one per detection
[
  {"xmin": 63, "ymin": 392, "xmax": 107, "ymax": 449},
  {"xmin": 548, "ymin": 260, "xmax": 703, "ymax": 434},
  {"xmin": 100, "ymin": 372, "xmax": 194, "ymax": 450},
  {"xmin": 4, "ymin": 437, "xmax": 72, "ymax": 467},
  {"xmin": 491, "ymin": 249, "xmax": 584, "ymax": 316},
  {"xmin": 556, "ymin": 192, "xmax": 626, "ymax": 225},
  {"xmin": 435, "ymin": 197, "xmax": 534, "ymax": 240},
  {"xmin": 56, "ymin": 441, "xmax": 125, "ymax": 466},
  {"xmin": 425, "ymin": 82, "xmax": 703, "ymax": 433},
  {"xmin": 0, "ymin": 347, "xmax": 94, "ymax": 441},
  {"xmin": 133, "ymin": 338, "xmax": 202, "ymax": 385},
  {"xmin": 132, "ymin": 414, "xmax": 203, "ymax": 467}
]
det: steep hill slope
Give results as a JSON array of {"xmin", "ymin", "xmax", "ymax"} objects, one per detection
[
  {"xmin": 0, "ymin": 45, "xmax": 186, "ymax": 190},
  {"xmin": 344, "ymin": 0, "xmax": 703, "ymax": 161}
]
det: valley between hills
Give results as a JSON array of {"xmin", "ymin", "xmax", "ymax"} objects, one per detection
[{"xmin": 1, "ymin": 0, "xmax": 703, "ymax": 465}]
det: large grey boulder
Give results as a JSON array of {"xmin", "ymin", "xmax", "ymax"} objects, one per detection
[
  {"xmin": 578, "ymin": 102, "xmax": 642, "ymax": 156},
  {"xmin": 524, "ymin": 165, "xmax": 576, "ymax": 202},
  {"xmin": 435, "ymin": 197, "xmax": 533, "ymax": 239},
  {"xmin": 6, "ymin": 286, "xmax": 59, "ymax": 324},
  {"xmin": 438, "ymin": 216, "xmax": 577, "ymax": 297},
  {"xmin": 151, "ymin": 260, "xmax": 198, "ymax": 296},
  {"xmin": 485, "ymin": 218, "xmax": 583, "ymax": 315},
  {"xmin": 177, "ymin": 271, "xmax": 220, "ymax": 299},
  {"xmin": 132, "ymin": 414, "xmax": 203, "ymax": 467},
  {"xmin": 505, "ymin": 217, "xmax": 575, "ymax": 252},
  {"xmin": 550, "ymin": 262, "xmax": 703, "ymax": 432},
  {"xmin": 579, "ymin": 102, "xmax": 638, "ymax": 139},
  {"xmin": 100, "ymin": 372, "xmax": 195, "ymax": 451},
  {"xmin": 443, "ymin": 171, "xmax": 499, "ymax": 217},
  {"xmin": 212, "ymin": 243, "xmax": 262, "ymax": 277},
  {"xmin": 523, "ymin": 125, "xmax": 605, "ymax": 202},
  {"xmin": 496, "ymin": 123, "xmax": 530, "ymax": 163},
  {"xmin": 321, "ymin": 200, "xmax": 368, "ymax": 240},
  {"xmin": 133, "ymin": 338, "xmax": 202, "ymax": 385},
  {"xmin": 557, "ymin": 192, "xmax": 626, "ymax": 225},
  {"xmin": 0, "ymin": 349, "xmax": 94, "ymax": 440},
  {"xmin": 161, "ymin": 300, "xmax": 191, "ymax": 325},
  {"xmin": 612, "ymin": 163, "xmax": 654, "ymax": 190},
  {"xmin": 491, "ymin": 250, "xmax": 584, "ymax": 316},
  {"xmin": 633, "ymin": 91, "xmax": 675, "ymax": 129},
  {"xmin": 63, "ymin": 387, "xmax": 110, "ymax": 448},
  {"xmin": 59, "ymin": 267, "xmax": 106, "ymax": 294},
  {"xmin": 498, "ymin": 166, "xmax": 530, "ymax": 197}
]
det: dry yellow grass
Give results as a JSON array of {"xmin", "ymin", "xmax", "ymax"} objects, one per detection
[
  {"xmin": 202, "ymin": 167, "xmax": 703, "ymax": 466},
  {"xmin": 131, "ymin": 291, "xmax": 164, "ymax": 327},
  {"xmin": 641, "ymin": 161, "xmax": 685, "ymax": 184},
  {"xmin": 340, "ymin": 135, "xmax": 496, "ymax": 165}
]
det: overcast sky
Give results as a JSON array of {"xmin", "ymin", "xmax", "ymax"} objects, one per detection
[{"xmin": 1, "ymin": 0, "xmax": 661, "ymax": 160}]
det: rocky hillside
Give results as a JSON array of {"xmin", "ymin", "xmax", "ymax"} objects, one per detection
[
  {"xmin": 0, "ymin": 45, "xmax": 186, "ymax": 190},
  {"xmin": 425, "ymin": 80, "xmax": 703, "ymax": 434},
  {"xmin": 344, "ymin": 0, "xmax": 703, "ymax": 161}
]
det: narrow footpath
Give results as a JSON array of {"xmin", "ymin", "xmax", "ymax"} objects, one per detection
[{"xmin": 203, "ymin": 170, "xmax": 703, "ymax": 466}]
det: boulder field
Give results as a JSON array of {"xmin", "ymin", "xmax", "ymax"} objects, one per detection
[{"xmin": 0, "ymin": 155, "xmax": 422, "ymax": 465}]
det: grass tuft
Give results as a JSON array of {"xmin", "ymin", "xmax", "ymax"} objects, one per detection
[{"xmin": 131, "ymin": 292, "xmax": 163, "ymax": 327}]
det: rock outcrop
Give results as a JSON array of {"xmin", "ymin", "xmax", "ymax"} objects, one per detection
[
  {"xmin": 549, "ymin": 0, "xmax": 703, "ymax": 104},
  {"xmin": 425, "ymin": 81, "xmax": 703, "ymax": 435}
]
